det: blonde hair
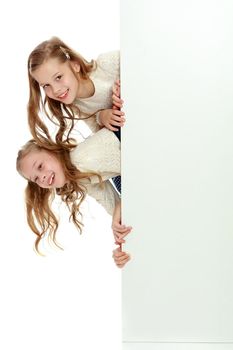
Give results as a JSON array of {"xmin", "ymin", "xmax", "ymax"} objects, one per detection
[
  {"xmin": 16, "ymin": 138, "xmax": 101, "ymax": 254},
  {"xmin": 27, "ymin": 36, "xmax": 96, "ymax": 146}
]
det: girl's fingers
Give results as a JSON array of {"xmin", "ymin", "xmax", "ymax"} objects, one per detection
[
  {"xmin": 109, "ymin": 120, "xmax": 125, "ymax": 128},
  {"xmin": 120, "ymin": 230, "xmax": 132, "ymax": 238},
  {"xmin": 112, "ymin": 84, "xmax": 121, "ymax": 94},
  {"xmin": 113, "ymin": 228, "xmax": 132, "ymax": 244},
  {"xmin": 112, "ymin": 109, "xmax": 125, "ymax": 116},
  {"xmin": 111, "ymin": 121, "xmax": 124, "ymax": 126},
  {"xmin": 111, "ymin": 117, "xmax": 125, "ymax": 123},
  {"xmin": 112, "ymin": 96, "xmax": 123, "ymax": 104},
  {"xmin": 114, "ymin": 230, "xmax": 130, "ymax": 238},
  {"xmin": 115, "ymin": 238, "xmax": 125, "ymax": 243},
  {"xmin": 111, "ymin": 116, "xmax": 125, "ymax": 123},
  {"xmin": 116, "ymin": 255, "xmax": 130, "ymax": 264},
  {"xmin": 112, "ymin": 87, "xmax": 120, "ymax": 96},
  {"xmin": 108, "ymin": 125, "xmax": 120, "ymax": 132},
  {"xmin": 113, "ymin": 224, "xmax": 132, "ymax": 231},
  {"xmin": 113, "ymin": 231, "xmax": 127, "ymax": 239},
  {"xmin": 112, "ymin": 93, "xmax": 123, "ymax": 100},
  {"xmin": 113, "ymin": 227, "xmax": 129, "ymax": 233},
  {"xmin": 113, "ymin": 103, "xmax": 123, "ymax": 109},
  {"xmin": 105, "ymin": 121, "xmax": 123, "ymax": 130},
  {"xmin": 114, "ymin": 79, "xmax": 120, "ymax": 86},
  {"xmin": 118, "ymin": 257, "xmax": 131, "ymax": 268},
  {"xmin": 114, "ymin": 79, "xmax": 120, "ymax": 87},
  {"xmin": 111, "ymin": 122, "xmax": 124, "ymax": 128},
  {"xmin": 114, "ymin": 228, "xmax": 132, "ymax": 236},
  {"xmin": 115, "ymin": 239, "xmax": 125, "ymax": 244},
  {"xmin": 114, "ymin": 235, "xmax": 128, "ymax": 243},
  {"xmin": 113, "ymin": 253, "xmax": 131, "ymax": 268},
  {"xmin": 112, "ymin": 250, "xmax": 120, "ymax": 258},
  {"xmin": 113, "ymin": 249, "xmax": 130, "ymax": 259}
]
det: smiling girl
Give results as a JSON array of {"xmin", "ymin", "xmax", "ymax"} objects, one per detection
[
  {"xmin": 27, "ymin": 36, "xmax": 124, "ymax": 145},
  {"xmin": 16, "ymin": 128, "xmax": 131, "ymax": 267}
]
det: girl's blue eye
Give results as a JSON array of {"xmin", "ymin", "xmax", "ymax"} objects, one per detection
[
  {"xmin": 56, "ymin": 75, "xmax": 62, "ymax": 81},
  {"xmin": 42, "ymin": 84, "xmax": 49, "ymax": 89}
]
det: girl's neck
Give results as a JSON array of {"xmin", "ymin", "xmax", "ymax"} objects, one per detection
[{"xmin": 77, "ymin": 77, "xmax": 95, "ymax": 99}]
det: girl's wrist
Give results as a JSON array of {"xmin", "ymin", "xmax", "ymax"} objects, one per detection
[{"xmin": 96, "ymin": 112, "xmax": 103, "ymax": 126}]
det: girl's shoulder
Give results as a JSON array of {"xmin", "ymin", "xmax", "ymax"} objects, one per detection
[
  {"xmin": 95, "ymin": 51, "xmax": 120, "ymax": 75},
  {"xmin": 96, "ymin": 50, "xmax": 120, "ymax": 62},
  {"xmin": 70, "ymin": 128, "xmax": 120, "ymax": 170}
]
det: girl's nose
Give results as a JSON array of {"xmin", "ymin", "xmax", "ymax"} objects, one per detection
[
  {"xmin": 40, "ymin": 174, "xmax": 46, "ymax": 183},
  {"xmin": 52, "ymin": 84, "xmax": 61, "ymax": 95}
]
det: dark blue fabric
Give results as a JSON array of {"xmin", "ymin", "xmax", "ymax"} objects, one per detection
[
  {"xmin": 112, "ymin": 175, "xmax": 121, "ymax": 194},
  {"xmin": 113, "ymin": 128, "xmax": 121, "ymax": 142},
  {"xmin": 112, "ymin": 129, "xmax": 121, "ymax": 194}
]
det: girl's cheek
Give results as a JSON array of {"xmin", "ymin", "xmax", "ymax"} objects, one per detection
[{"xmin": 46, "ymin": 91, "xmax": 52, "ymax": 98}]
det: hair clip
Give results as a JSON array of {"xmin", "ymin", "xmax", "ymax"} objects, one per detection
[{"xmin": 60, "ymin": 46, "xmax": 70, "ymax": 59}]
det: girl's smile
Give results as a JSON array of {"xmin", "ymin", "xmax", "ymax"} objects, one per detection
[{"xmin": 57, "ymin": 89, "xmax": 69, "ymax": 100}]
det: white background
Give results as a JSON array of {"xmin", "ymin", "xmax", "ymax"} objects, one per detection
[{"xmin": 0, "ymin": 1, "xmax": 121, "ymax": 349}]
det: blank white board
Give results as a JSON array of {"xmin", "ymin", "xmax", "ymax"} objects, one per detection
[{"xmin": 121, "ymin": 0, "xmax": 233, "ymax": 348}]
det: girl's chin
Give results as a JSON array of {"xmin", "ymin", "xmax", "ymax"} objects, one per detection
[{"xmin": 56, "ymin": 180, "xmax": 68, "ymax": 189}]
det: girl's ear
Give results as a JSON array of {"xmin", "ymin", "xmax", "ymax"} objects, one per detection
[{"xmin": 71, "ymin": 61, "xmax": 80, "ymax": 73}]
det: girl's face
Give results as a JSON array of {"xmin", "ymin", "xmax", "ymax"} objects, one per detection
[
  {"xmin": 31, "ymin": 58, "xmax": 81, "ymax": 104},
  {"xmin": 20, "ymin": 149, "xmax": 67, "ymax": 189}
]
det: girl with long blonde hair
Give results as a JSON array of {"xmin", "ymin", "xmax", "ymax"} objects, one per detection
[
  {"xmin": 27, "ymin": 36, "xmax": 124, "ymax": 145},
  {"xmin": 16, "ymin": 128, "xmax": 131, "ymax": 268}
]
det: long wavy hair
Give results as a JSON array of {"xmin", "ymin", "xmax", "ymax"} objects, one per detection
[
  {"xmin": 27, "ymin": 36, "xmax": 96, "ymax": 147},
  {"xmin": 16, "ymin": 138, "xmax": 101, "ymax": 254}
]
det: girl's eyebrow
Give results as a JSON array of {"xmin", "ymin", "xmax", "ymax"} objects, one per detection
[{"xmin": 52, "ymin": 72, "xmax": 60, "ymax": 78}]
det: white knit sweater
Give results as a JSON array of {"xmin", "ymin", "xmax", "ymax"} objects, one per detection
[
  {"xmin": 74, "ymin": 51, "xmax": 120, "ymax": 134},
  {"xmin": 70, "ymin": 128, "xmax": 120, "ymax": 215}
]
